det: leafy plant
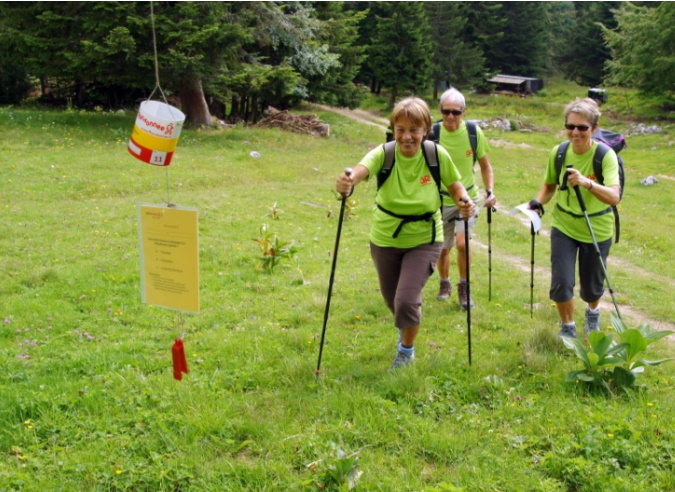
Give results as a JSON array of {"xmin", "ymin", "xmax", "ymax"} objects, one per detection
[
  {"xmin": 563, "ymin": 329, "xmax": 628, "ymax": 391},
  {"xmin": 251, "ymin": 223, "xmax": 298, "ymax": 273},
  {"xmin": 332, "ymin": 191, "xmax": 359, "ymax": 221},
  {"xmin": 307, "ymin": 443, "xmax": 363, "ymax": 491},
  {"xmin": 267, "ymin": 202, "xmax": 283, "ymax": 220},
  {"xmin": 563, "ymin": 312, "xmax": 674, "ymax": 391},
  {"xmin": 610, "ymin": 311, "xmax": 674, "ymax": 380}
]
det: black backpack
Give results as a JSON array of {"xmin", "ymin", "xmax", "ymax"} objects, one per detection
[
  {"xmin": 427, "ymin": 120, "xmax": 479, "ymax": 165},
  {"xmin": 378, "ymin": 140, "xmax": 442, "ymax": 192},
  {"xmin": 375, "ymin": 140, "xmax": 444, "ymax": 244},
  {"xmin": 554, "ymin": 128, "xmax": 626, "ymax": 242}
]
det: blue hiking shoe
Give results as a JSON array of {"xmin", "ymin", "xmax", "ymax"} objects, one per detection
[
  {"xmin": 390, "ymin": 351, "xmax": 414, "ymax": 370},
  {"xmin": 584, "ymin": 307, "xmax": 601, "ymax": 335},
  {"xmin": 558, "ymin": 322, "xmax": 577, "ymax": 338}
]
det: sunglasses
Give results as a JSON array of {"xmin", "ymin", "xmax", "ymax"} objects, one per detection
[
  {"xmin": 565, "ymin": 124, "xmax": 591, "ymax": 131},
  {"xmin": 441, "ymin": 109, "xmax": 463, "ymax": 116}
]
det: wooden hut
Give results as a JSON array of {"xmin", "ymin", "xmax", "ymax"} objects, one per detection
[{"xmin": 487, "ymin": 74, "xmax": 544, "ymax": 95}]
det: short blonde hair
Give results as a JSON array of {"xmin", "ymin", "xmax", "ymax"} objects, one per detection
[
  {"xmin": 390, "ymin": 97, "xmax": 432, "ymax": 134},
  {"xmin": 564, "ymin": 98, "xmax": 601, "ymax": 128}
]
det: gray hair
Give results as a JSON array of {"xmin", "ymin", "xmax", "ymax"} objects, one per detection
[
  {"xmin": 564, "ymin": 98, "xmax": 601, "ymax": 128},
  {"xmin": 439, "ymin": 88, "xmax": 466, "ymax": 110}
]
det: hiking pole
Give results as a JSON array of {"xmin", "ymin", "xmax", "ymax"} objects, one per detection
[
  {"xmin": 315, "ymin": 168, "xmax": 353, "ymax": 381},
  {"xmin": 530, "ymin": 221, "xmax": 536, "ymax": 318},
  {"xmin": 486, "ymin": 194, "xmax": 496, "ymax": 301},
  {"xmin": 567, "ymin": 166, "xmax": 622, "ymax": 320},
  {"xmin": 488, "ymin": 205, "xmax": 492, "ymax": 301},
  {"xmin": 461, "ymin": 197, "xmax": 472, "ymax": 366}
]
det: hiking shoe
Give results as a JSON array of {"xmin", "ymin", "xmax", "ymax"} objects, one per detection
[
  {"xmin": 558, "ymin": 322, "xmax": 577, "ymax": 338},
  {"xmin": 457, "ymin": 281, "xmax": 475, "ymax": 310},
  {"xmin": 436, "ymin": 280, "xmax": 452, "ymax": 300},
  {"xmin": 390, "ymin": 351, "xmax": 414, "ymax": 369},
  {"xmin": 584, "ymin": 308, "xmax": 601, "ymax": 335}
]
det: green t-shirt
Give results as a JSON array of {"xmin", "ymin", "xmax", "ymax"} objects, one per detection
[
  {"xmin": 361, "ymin": 143, "xmax": 462, "ymax": 248},
  {"xmin": 438, "ymin": 121, "xmax": 490, "ymax": 206},
  {"xmin": 545, "ymin": 142, "xmax": 620, "ymax": 242}
]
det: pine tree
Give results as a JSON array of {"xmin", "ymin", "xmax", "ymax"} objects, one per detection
[
  {"xmin": 425, "ymin": 2, "xmax": 486, "ymax": 99},
  {"xmin": 491, "ymin": 2, "xmax": 549, "ymax": 77},
  {"xmin": 307, "ymin": 2, "xmax": 368, "ymax": 108},
  {"xmin": 604, "ymin": 2, "xmax": 675, "ymax": 98},
  {"xmin": 462, "ymin": 2, "xmax": 506, "ymax": 74},
  {"xmin": 558, "ymin": 2, "xmax": 620, "ymax": 87},
  {"xmin": 367, "ymin": 2, "xmax": 434, "ymax": 106}
]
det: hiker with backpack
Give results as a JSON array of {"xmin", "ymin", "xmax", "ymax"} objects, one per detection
[
  {"xmin": 527, "ymin": 98, "xmax": 621, "ymax": 338},
  {"xmin": 335, "ymin": 97, "xmax": 476, "ymax": 369},
  {"xmin": 427, "ymin": 88, "xmax": 497, "ymax": 310}
]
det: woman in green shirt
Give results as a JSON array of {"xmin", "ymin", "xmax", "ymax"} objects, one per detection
[
  {"xmin": 336, "ymin": 97, "xmax": 476, "ymax": 369},
  {"xmin": 529, "ymin": 98, "xmax": 620, "ymax": 338}
]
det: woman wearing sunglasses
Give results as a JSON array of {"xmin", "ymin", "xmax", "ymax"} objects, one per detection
[{"xmin": 528, "ymin": 98, "xmax": 620, "ymax": 338}]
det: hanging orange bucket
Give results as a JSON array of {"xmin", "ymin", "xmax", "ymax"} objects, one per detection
[{"xmin": 128, "ymin": 101, "xmax": 186, "ymax": 166}]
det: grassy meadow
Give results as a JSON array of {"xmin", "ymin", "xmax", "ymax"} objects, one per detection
[{"xmin": 1, "ymin": 78, "xmax": 674, "ymax": 491}]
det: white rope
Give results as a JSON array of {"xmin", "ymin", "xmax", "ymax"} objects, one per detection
[{"xmin": 144, "ymin": 1, "xmax": 174, "ymax": 206}]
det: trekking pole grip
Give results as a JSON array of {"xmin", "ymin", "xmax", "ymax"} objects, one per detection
[
  {"xmin": 343, "ymin": 167, "xmax": 353, "ymax": 197},
  {"xmin": 568, "ymin": 165, "xmax": 588, "ymax": 212},
  {"xmin": 560, "ymin": 164, "xmax": 572, "ymax": 191}
]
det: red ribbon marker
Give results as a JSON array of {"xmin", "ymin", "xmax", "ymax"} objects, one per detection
[{"xmin": 172, "ymin": 338, "xmax": 189, "ymax": 380}]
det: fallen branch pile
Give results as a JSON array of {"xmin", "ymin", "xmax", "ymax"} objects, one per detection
[{"xmin": 257, "ymin": 107, "xmax": 330, "ymax": 137}]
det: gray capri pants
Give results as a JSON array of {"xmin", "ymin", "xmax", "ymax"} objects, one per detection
[
  {"xmin": 370, "ymin": 242, "xmax": 443, "ymax": 329},
  {"xmin": 550, "ymin": 227, "xmax": 612, "ymax": 303},
  {"xmin": 441, "ymin": 198, "xmax": 480, "ymax": 249}
]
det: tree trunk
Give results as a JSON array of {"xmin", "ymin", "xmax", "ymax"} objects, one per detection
[
  {"xmin": 229, "ymin": 97, "xmax": 240, "ymax": 123},
  {"xmin": 179, "ymin": 77, "xmax": 211, "ymax": 128},
  {"xmin": 243, "ymin": 96, "xmax": 250, "ymax": 123},
  {"xmin": 74, "ymin": 80, "xmax": 87, "ymax": 107},
  {"xmin": 207, "ymin": 95, "xmax": 226, "ymax": 120},
  {"xmin": 251, "ymin": 95, "xmax": 259, "ymax": 123},
  {"xmin": 389, "ymin": 87, "xmax": 398, "ymax": 108}
]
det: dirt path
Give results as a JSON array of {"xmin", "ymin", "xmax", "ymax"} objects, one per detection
[
  {"xmin": 311, "ymin": 104, "xmax": 390, "ymax": 131},
  {"xmin": 471, "ymin": 235, "xmax": 675, "ymax": 336}
]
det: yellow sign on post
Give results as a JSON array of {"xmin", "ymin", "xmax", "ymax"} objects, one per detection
[{"xmin": 138, "ymin": 204, "xmax": 199, "ymax": 313}]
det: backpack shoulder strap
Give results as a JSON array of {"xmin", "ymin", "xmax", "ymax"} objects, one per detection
[
  {"xmin": 378, "ymin": 141, "xmax": 397, "ymax": 190},
  {"xmin": 466, "ymin": 120, "xmax": 478, "ymax": 164},
  {"xmin": 555, "ymin": 141, "xmax": 570, "ymax": 186},
  {"xmin": 592, "ymin": 142, "xmax": 610, "ymax": 185},
  {"xmin": 428, "ymin": 121, "xmax": 441, "ymax": 143},
  {"xmin": 379, "ymin": 140, "xmax": 443, "ymax": 194},
  {"xmin": 421, "ymin": 140, "xmax": 444, "ymax": 195},
  {"xmin": 592, "ymin": 141, "xmax": 621, "ymax": 243}
]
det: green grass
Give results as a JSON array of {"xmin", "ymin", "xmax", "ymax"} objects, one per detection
[{"xmin": 1, "ymin": 79, "xmax": 674, "ymax": 491}]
